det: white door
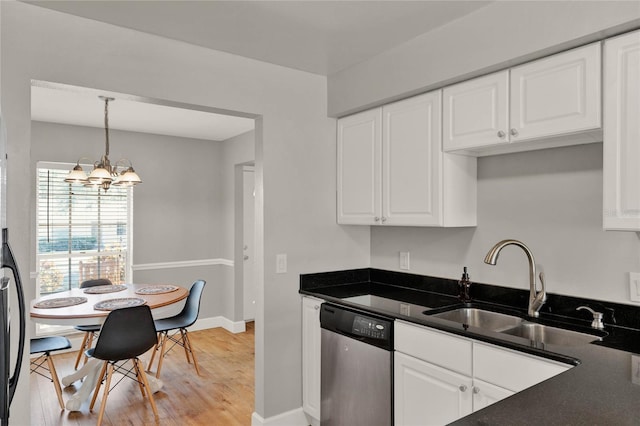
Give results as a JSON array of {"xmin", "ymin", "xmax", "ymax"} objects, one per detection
[
  {"xmin": 471, "ymin": 379, "xmax": 514, "ymax": 411},
  {"xmin": 242, "ymin": 168, "xmax": 255, "ymax": 321},
  {"xmin": 603, "ymin": 30, "xmax": 640, "ymax": 230},
  {"xmin": 394, "ymin": 351, "xmax": 473, "ymax": 426},
  {"xmin": 301, "ymin": 296, "xmax": 322, "ymax": 421},
  {"xmin": 510, "ymin": 42, "xmax": 601, "ymax": 142},
  {"xmin": 382, "ymin": 91, "xmax": 442, "ymax": 226},
  {"xmin": 337, "ymin": 108, "xmax": 382, "ymax": 225},
  {"xmin": 443, "ymin": 70, "xmax": 510, "ymax": 151}
]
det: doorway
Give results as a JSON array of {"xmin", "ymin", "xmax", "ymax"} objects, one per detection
[{"xmin": 242, "ymin": 165, "xmax": 256, "ymax": 321}]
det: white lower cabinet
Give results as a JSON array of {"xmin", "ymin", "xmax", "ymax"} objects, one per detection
[
  {"xmin": 302, "ymin": 296, "xmax": 323, "ymax": 424},
  {"xmin": 395, "ymin": 351, "xmax": 472, "ymax": 426},
  {"xmin": 394, "ymin": 321, "xmax": 570, "ymax": 426},
  {"xmin": 470, "ymin": 378, "xmax": 514, "ymax": 412}
]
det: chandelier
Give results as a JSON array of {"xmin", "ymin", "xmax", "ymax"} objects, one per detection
[{"xmin": 64, "ymin": 96, "xmax": 142, "ymax": 191}]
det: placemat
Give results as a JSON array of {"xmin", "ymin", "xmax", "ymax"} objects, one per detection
[
  {"xmin": 93, "ymin": 297, "xmax": 146, "ymax": 311},
  {"xmin": 34, "ymin": 297, "xmax": 88, "ymax": 309},
  {"xmin": 83, "ymin": 284, "xmax": 128, "ymax": 294},
  {"xmin": 135, "ymin": 285, "xmax": 179, "ymax": 295}
]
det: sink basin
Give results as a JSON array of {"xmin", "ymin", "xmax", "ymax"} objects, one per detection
[
  {"xmin": 428, "ymin": 308, "xmax": 523, "ymax": 332},
  {"xmin": 501, "ymin": 322, "xmax": 602, "ymax": 346}
]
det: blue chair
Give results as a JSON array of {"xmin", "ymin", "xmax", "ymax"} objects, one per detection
[
  {"xmin": 147, "ymin": 280, "xmax": 206, "ymax": 378},
  {"xmin": 31, "ymin": 336, "xmax": 72, "ymax": 410},
  {"xmin": 73, "ymin": 278, "xmax": 113, "ymax": 369},
  {"xmin": 87, "ymin": 305, "xmax": 159, "ymax": 426}
]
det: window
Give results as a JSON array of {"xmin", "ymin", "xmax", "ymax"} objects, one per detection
[{"xmin": 36, "ymin": 162, "xmax": 132, "ymax": 299}]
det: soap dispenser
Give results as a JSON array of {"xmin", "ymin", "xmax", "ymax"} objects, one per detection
[{"xmin": 458, "ymin": 266, "xmax": 472, "ymax": 302}]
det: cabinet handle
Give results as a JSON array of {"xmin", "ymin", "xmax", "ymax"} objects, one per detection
[
  {"xmin": 510, "ymin": 128, "xmax": 519, "ymax": 137},
  {"xmin": 314, "ymin": 305, "xmax": 320, "ymax": 310},
  {"xmin": 381, "ymin": 217, "xmax": 387, "ymax": 223},
  {"xmin": 497, "ymin": 130, "xmax": 506, "ymax": 138},
  {"xmin": 473, "ymin": 386, "xmax": 480, "ymax": 394},
  {"xmin": 459, "ymin": 385, "xmax": 467, "ymax": 392},
  {"xmin": 374, "ymin": 217, "xmax": 381, "ymax": 222}
]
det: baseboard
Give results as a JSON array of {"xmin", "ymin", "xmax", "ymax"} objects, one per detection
[
  {"xmin": 251, "ymin": 407, "xmax": 310, "ymax": 426},
  {"xmin": 190, "ymin": 316, "xmax": 247, "ymax": 333}
]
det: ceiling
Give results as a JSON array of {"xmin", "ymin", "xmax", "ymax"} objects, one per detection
[
  {"xmin": 27, "ymin": 1, "xmax": 492, "ymax": 141},
  {"xmin": 27, "ymin": 1, "xmax": 491, "ymax": 76},
  {"xmin": 31, "ymin": 83, "xmax": 255, "ymax": 142}
]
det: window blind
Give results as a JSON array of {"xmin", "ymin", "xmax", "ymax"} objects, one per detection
[{"xmin": 36, "ymin": 166, "xmax": 130, "ymax": 295}]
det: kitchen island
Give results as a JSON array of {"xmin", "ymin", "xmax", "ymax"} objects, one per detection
[{"xmin": 301, "ymin": 268, "xmax": 640, "ymax": 425}]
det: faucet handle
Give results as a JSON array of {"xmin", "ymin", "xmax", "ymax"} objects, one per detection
[{"xmin": 577, "ymin": 306, "xmax": 605, "ymax": 330}]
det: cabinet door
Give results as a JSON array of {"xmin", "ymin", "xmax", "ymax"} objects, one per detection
[
  {"xmin": 337, "ymin": 108, "xmax": 382, "ymax": 224},
  {"xmin": 604, "ymin": 30, "xmax": 640, "ymax": 230},
  {"xmin": 443, "ymin": 70, "xmax": 509, "ymax": 151},
  {"xmin": 510, "ymin": 42, "xmax": 601, "ymax": 142},
  {"xmin": 395, "ymin": 351, "xmax": 473, "ymax": 426},
  {"xmin": 474, "ymin": 343, "xmax": 569, "ymax": 392},
  {"xmin": 302, "ymin": 297, "xmax": 322, "ymax": 421},
  {"xmin": 472, "ymin": 379, "xmax": 514, "ymax": 411},
  {"xmin": 382, "ymin": 91, "xmax": 443, "ymax": 226}
]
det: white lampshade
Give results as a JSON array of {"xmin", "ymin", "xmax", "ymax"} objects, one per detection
[
  {"xmin": 64, "ymin": 165, "xmax": 88, "ymax": 184},
  {"xmin": 113, "ymin": 167, "xmax": 142, "ymax": 187},
  {"xmin": 88, "ymin": 167, "xmax": 113, "ymax": 183}
]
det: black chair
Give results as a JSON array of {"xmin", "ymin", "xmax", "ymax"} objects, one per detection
[
  {"xmin": 73, "ymin": 278, "xmax": 112, "ymax": 369},
  {"xmin": 87, "ymin": 305, "xmax": 159, "ymax": 426},
  {"xmin": 147, "ymin": 280, "xmax": 206, "ymax": 378},
  {"xmin": 30, "ymin": 336, "xmax": 72, "ymax": 410}
]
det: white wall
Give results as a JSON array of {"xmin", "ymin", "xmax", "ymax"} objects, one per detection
[
  {"xmin": 0, "ymin": 2, "xmax": 370, "ymax": 422},
  {"xmin": 371, "ymin": 143, "xmax": 640, "ymax": 305},
  {"xmin": 328, "ymin": 1, "xmax": 640, "ymax": 116}
]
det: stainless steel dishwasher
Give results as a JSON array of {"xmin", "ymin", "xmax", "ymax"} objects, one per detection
[{"xmin": 320, "ymin": 303, "xmax": 393, "ymax": 426}]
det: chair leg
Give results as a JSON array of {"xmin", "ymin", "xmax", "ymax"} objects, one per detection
[
  {"xmin": 182, "ymin": 329, "xmax": 201, "ymax": 376},
  {"xmin": 96, "ymin": 363, "xmax": 114, "ymax": 426},
  {"xmin": 73, "ymin": 332, "xmax": 90, "ymax": 369},
  {"xmin": 147, "ymin": 332, "xmax": 161, "ymax": 373},
  {"xmin": 155, "ymin": 332, "xmax": 169, "ymax": 379},
  {"xmin": 45, "ymin": 353, "xmax": 65, "ymax": 410},
  {"xmin": 90, "ymin": 362, "xmax": 108, "ymax": 411},
  {"xmin": 180, "ymin": 329, "xmax": 191, "ymax": 364},
  {"xmin": 136, "ymin": 359, "xmax": 159, "ymax": 421},
  {"xmin": 133, "ymin": 359, "xmax": 146, "ymax": 398}
]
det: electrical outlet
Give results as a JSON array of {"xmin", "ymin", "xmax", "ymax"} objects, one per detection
[
  {"xmin": 276, "ymin": 254, "xmax": 287, "ymax": 274},
  {"xmin": 400, "ymin": 251, "xmax": 410, "ymax": 270},
  {"xmin": 632, "ymin": 355, "xmax": 640, "ymax": 385},
  {"xmin": 629, "ymin": 272, "xmax": 640, "ymax": 302},
  {"xmin": 400, "ymin": 303, "xmax": 410, "ymax": 316}
]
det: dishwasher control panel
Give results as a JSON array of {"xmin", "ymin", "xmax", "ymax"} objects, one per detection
[
  {"xmin": 320, "ymin": 302, "xmax": 393, "ymax": 350},
  {"xmin": 352, "ymin": 315, "xmax": 388, "ymax": 340}
]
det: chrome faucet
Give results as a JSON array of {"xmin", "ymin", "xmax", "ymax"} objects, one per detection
[{"xmin": 484, "ymin": 239, "xmax": 547, "ymax": 317}]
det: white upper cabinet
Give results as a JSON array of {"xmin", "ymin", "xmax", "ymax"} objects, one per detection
[
  {"xmin": 510, "ymin": 42, "xmax": 601, "ymax": 141},
  {"xmin": 338, "ymin": 91, "xmax": 477, "ymax": 227},
  {"xmin": 444, "ymin": 42, "xmax": 602, "ymax": 155},
  {"xmin": 337, "ymin": 108, "xmax": 382, "ymax": 225},
  {"xmin": 443, "ymin": 70, "xmax": 510, "ymax": 151},
  {"xmin": 603, "ymin": 30, "xmax": 640, "ymax": 231},
  {"xmin": 382, "ymin": 91, "xmax": 442, "ymax": 226}
]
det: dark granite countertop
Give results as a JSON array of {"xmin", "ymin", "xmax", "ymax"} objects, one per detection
[{"xmin": 300, "ymin": 268, "xmax": 640, "ymax": 425}]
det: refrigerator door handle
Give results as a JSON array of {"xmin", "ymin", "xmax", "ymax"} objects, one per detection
[{"xmin": 2, "ymin": 235, "xmax": 25, "ymax": 405}]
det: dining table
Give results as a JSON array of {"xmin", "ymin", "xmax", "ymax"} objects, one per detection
[{"xmin": 30, "ymin": 283, "xmax": 189, "ymax": 411}]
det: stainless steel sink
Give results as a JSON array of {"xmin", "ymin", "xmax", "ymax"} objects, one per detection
[
  {"xmin": 428, "ymin": 308, "xmax": 523, "ymax": 332},
  {"xmin": 500, "ymin": 322, "xmax": 603, "ymax": 346}
]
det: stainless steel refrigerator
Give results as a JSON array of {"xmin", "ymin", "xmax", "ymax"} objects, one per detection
[{"xmin": 0, "ymin": 107, "xmax": 27, "ymax": 426}]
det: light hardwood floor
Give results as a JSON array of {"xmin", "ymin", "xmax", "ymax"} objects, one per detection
[{"xmin": 30, "ymin": 322, "xmax": 255, "ymax": 425}]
